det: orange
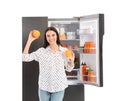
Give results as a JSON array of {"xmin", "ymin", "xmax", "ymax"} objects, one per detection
[
  {"xmin": 65, "ymin": 50, "xmax": 72, "ymax": 57},
  {"xmin": 32, "ymin": 30, "xmax": 40, "ymax": 38}
]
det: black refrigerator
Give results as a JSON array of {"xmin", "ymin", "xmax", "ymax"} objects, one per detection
[{"xmin": 22, "ymin": 14, "xmax": 104, "ymax": 101}]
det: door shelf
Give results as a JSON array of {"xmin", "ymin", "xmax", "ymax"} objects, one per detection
[
  {"xmin": 80, "ymin": 75, "xmax": 96, "ymax": 83},
  {"xmin": 78, "ymin": 48, "xmax": 96, "ymax": 54},
  {"xmin": 80, "ymin": 81, "xmax": 97, "ymax": 86}
]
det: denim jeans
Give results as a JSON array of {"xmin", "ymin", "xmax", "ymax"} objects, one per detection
[{"xmin": 38, "ymin": 89, "xmax": 65, "ymax": 101}]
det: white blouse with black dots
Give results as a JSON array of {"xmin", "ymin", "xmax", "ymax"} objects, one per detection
[{"xmin": 22, "ymin": 46, "xmax": 74, "ymax": 93}]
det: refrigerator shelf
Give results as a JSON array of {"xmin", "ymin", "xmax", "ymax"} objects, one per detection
[
  {"xmin": 73, "ymin": 68, "xmax": 80, "ymax": 70},
  {"xmin": 79, "ymin": 33, "xmax": 96, "ymax": 36},
  {"xmin": 61, "ymin": 48, "xmax": 96, "ymax": 54},
  {"xmin": 79, "ymin": 51, "xmax": 96, "ymax": 54},
  {"xmin": 60, "ymin": 39, "xmax": 80, "ymax": 41},
  {"xmin": 78, "ymin": 48, "xmax": 96, "ymax": 53}
]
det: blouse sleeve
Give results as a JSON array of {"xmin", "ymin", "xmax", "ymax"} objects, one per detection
[
  {"xmin": 64, "ymin": 58, "xmax": 75, "ymax": 72},
  {"xmin": 61, "ymin": 47, "xmax": 75, "ymax": 72},
  {"xmin": 22, "ymin": 48, "xmax": 44, "ymax": 62}
]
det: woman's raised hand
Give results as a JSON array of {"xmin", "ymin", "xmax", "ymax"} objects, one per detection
[{"xmin": 27, "ymin": 31, "xmax": 38, "ymax": 43}]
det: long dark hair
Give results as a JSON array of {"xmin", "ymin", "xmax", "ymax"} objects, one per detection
[{"xmin": 43, "ymin": 26, "xmax": 61, "ymax": 48}]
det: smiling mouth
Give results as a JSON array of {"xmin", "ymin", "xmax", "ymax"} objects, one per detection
[{"xmin": 49, "ymin": 40, "xmax": 55, "ymax": 42}]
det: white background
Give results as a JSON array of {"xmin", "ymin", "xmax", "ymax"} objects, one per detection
[{"xmin": 0, "ymin": 0, "xmax": 120, "ymax": 101}]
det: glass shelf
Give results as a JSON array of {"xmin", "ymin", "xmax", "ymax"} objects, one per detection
[
  {"xmin": 79, "ymin": 33, "xmax": 95, "ymax": 36},
  {"xmin": 60, "ymin": 39, "xmax": 80, "ymax": 41},
  {"xmin": 75, "ymin": 48, "xmax": 96, "ymax": 54},
  {"xmin": 67, "ymin": 76, "xmax": 78, "ymax": 78}
]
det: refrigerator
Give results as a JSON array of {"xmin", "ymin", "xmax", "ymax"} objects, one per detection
[{"xmin": 22, "ymin": 14, "xmax": 104, "ymax": 101}]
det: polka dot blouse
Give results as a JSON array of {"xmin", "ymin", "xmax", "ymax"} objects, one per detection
[{"xmin": 22, "ymin": 46, "xmax": 74, "ymax": 92}]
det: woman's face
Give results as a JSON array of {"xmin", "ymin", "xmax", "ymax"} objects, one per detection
[{"xmin": 46, "ymin": 30, "xmax": 57, "ymax": 45}]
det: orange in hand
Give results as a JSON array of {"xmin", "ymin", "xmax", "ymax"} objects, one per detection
[
  {"xmin": 65, "ymin": 50, "xmax": 72, "ymax": 57},
  {"xmin": 32, "ymin": 30, "xmax": 40, "ymax": 38}
]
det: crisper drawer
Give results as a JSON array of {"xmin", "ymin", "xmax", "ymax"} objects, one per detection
[{"xmin": 66, "ymin": 69, "xmax": 81, "ymax": 85}]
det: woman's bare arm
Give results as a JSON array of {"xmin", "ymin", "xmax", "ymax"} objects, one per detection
[{"xmin": 23, "ymin": 31, "xmax": 38, "ymax": 54}]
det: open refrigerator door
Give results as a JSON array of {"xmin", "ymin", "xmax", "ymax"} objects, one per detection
[{"xmin": 48, "ymin": 14, "xmax": 104, "ymax": 87}]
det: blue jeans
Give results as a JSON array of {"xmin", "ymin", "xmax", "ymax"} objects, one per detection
[{"xmin": 38, "ymin": 89, "xmax": 65, "ymax": 101}]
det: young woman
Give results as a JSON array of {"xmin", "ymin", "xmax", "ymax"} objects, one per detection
[{"xmin": 22, "ymin": 27, "xmax": 75, "ymax": 101}]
